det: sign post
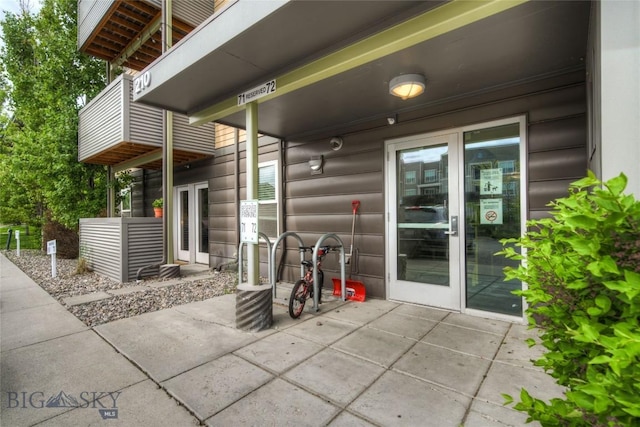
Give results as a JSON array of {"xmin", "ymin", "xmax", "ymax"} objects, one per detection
[
  {"xmin": 15, "ymin": 230, "xmax": 20, "ymax": 257},
  {"xmin": 47, "ymin": 240, "xmax": 57, "ymax": 278}
]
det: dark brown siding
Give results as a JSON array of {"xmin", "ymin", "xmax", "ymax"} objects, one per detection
[
  {"xmin": 281, "ymin": 76, "xmax": 586, "ymax": 299},
  {"xmin": 209, "ymin": 137, "xmax": 280, "ymax": 270}
]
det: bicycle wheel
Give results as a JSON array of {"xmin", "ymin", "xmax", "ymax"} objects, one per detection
[{"xmin": 289, "ymin": 279, "xmax": 308, "ymax": 319}]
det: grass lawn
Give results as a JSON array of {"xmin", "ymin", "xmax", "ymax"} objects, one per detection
[{"xmin": 0, "ymin": 224, "xmax": 42, "ymax": 250}]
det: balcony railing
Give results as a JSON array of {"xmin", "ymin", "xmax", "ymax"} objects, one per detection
[{"xmin": 78, "ymin": 73, "xmax": 215, "ymax": 170}]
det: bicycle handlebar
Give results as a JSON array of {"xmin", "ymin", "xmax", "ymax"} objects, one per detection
[{"xmin": 298, "ymin": 245, "xmax": 341, "ymax": 253}]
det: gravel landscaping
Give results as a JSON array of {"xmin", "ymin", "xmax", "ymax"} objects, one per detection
[{"xmin": 2, "ymin": 250, "xmax": 238, "ymax": 327}]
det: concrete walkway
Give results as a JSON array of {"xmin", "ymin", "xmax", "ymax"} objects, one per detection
[{"xmin": 1, "ymin": 252, "xmax": 563, "ymax": 426}]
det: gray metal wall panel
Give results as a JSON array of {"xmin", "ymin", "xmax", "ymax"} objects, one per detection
[
  {"xmin": 128, "ymin": 76, "xmax": 163, "ymax": 145},
  {"xmin": 79, "ymin": 218, "xmax": 122, "ymax": 282},
  {"xmin": 125, "ymin": 220, "xmax": 163, "ymax": 280},
  {"xmin": 78, "ymin": 77, "xmax": 123, "ymax": 161},
  {"xmin": 173, "ymin": 0, "xmax": 216, "ymax": 27},
  {"xmin": 77, "ymin": 0, "xmax": 113, "ymax": 49},
  {"xmin": 172, "ymin": 113, "xmax": 216, "ymax": 155}
]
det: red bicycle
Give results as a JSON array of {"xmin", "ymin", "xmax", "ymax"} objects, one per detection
[{"xmin": 288, "ymin": 246, "xmax": 335, "ymax": 318}]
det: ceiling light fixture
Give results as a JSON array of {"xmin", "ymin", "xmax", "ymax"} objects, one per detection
[{"xmin": 389, "ymin": 74, "xmax": 426, "ymax": 100}]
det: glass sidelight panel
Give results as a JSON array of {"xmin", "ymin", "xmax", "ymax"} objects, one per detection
[
  {"xmin": 397, "ymin": 144, "xmax": 450, "ymax": 286},
  {"xmin": 180, "ymin": 190, "xmax": 189, "ymax": 252},
  {"xmin": 464, "ymin": 123, "xmax": 522, "ymax": 315},
  {"xmin": 198, "ymin": 187, "xmax": 209, "ymax": 254}
]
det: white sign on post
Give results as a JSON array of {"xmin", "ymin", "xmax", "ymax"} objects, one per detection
[
  {"xmin": 240, "ymin": 200, "xmax": 259, "ymax": 244},
  {"xmin": 47, "ymin": 240, "xmax": 57, "ymax": 277},
  {"xmin": 15, "ymin": 230, "xmax": 20, "ymax": 257}
]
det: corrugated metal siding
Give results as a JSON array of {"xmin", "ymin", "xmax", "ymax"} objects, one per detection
[
  {"xmin": 77, "ymin": 0, "xmax": 113, "ymax": 50},
  {"xmin": 78, "ymin": 76, "xmax": 124, "ymax": 161},
  {"xmin": 79, "ymin": 218, "xmax": 122, "ymax": 282},
  {"xmin": 125, "ymin": 220, "xmax": 163, "ymax": 280},
  {"xmin": 173, "ymin": 0, "xmax": 216, "ymax": 27},
  {"xmin": 128, "ymin": 75, "xmax": 163, "ymax": 145},
  {"xmin": 80, "ymin": 218, "xmax": 163, "ymax": 282},
  {"xmin": 173, "ymin": 113, "xmax": 216, "ymax": 155}
]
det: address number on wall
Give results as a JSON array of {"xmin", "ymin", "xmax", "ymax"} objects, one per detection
[{"xmin": 134, "ymin": 72, "xmax": 152, "ymax": 94}]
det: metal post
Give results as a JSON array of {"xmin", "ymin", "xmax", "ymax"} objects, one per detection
[
  {"xmin": 162, "ymin": 0, "xmax": 174, "ymax": 263},
  {"xmin": 246, "ymin": 102, "xmax": 259, "ymax": 285}
]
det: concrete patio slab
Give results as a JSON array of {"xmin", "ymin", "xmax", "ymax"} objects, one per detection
[
  {"xmin": 348, "ymin": 370, "xmax": 471, "ymax": 426},
  {"xmin": 465, "ymin": 399, "xmax": 534, "ymax": 427},
  {"xmin": 328, "ymin": 411, "xmax": 377, "ymax": 426},
  {"xmin": 476, "ymin": 360, "xmax": 565, "ymax": 407},
  {"xmin": 1, "ymin": 303, "xmax": 88, "ymax": 351},
  {"xmin": 36, "ymin": 380, "xmax": 199, "ymax": 427},
  {"xmin": 63, "ymin": 291, "xmax": 111, "ymax": 306},
  {"xmin": 495, "ymin": 323, "xmax": 547, "ymax": 367},
  {"xmin": 0, "ymin": 330, "xmax": 146, "ymax": 427},
  {"xmin": 367, "ymin": 310, "xmax": 437, "ymax": 340},
  {"xmin": 162, "ymin": 354, "xmax": 273, "ymax": 421},
  {"xmin": 94, "ymin": 309, "xmax": 262, "ymax": 382},
  {"xmin": 284, "ymin": 316, "xmax": 360, "ymax": 346},
  {"xmin": 323, "ymin": 299, "xmax": 399, "ymax": 325},
  {"xmin": 205, "ymin": 378, "xmax": 340, "ymax": 427},
  {"xmin": 443, "ymin": 312, "xmax": 513, "ymax": 335},
  {"xmin": 422, "ymin": 322, "xmax": 504, "ymax": 359},
  {"xmin": 390, "ymin": 303, "xmax": 450, "ymax": 321},
  {"xmin": 173, "ymin": 294, "xmax": 237, "ymax": 327},
  {"xmin": 233, "ymin": 331, "xmax": 323, "ymax": 374},
  {"xmin": 392, "ymin": 341, "xmax": 492, "ymax": 396},
  {"xmin": 332, "ymin": 326, "xmax": 415, "ymax": 367},
  {"xmin": 107, "ymin": 285, "xmax": 150, "ymax": 296},
  {"xmin": 284, "ymin": 348, "xmax": 385, "ymax": 406}
]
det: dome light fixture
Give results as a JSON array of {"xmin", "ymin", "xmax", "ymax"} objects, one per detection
[{"xmin": 389, "ymin": 74, "xmax": 426, "ymax": 100}]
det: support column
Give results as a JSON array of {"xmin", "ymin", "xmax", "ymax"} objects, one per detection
[
  {"xmin": 245, "ymin": 102, "xmax": 259, "ymax": 285},
  {"xmin": 236, "ymin": 101, "xmax": 272, "ymax": 331},
  {"xmin": 162, "ymin": 0, "xmax": 175, "ymax": 264},
  {"xmin": 107, "ymin": 166, "xmax": 115, "ymax": 217}
]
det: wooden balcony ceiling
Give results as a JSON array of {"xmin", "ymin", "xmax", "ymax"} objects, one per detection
[
  {"xmin": 82, "ymin": 141, "xmax": 210, "ymax": 170},
  {"xmin": 81, "ymin": 1, "xmax": 194, "ymax": 71}
]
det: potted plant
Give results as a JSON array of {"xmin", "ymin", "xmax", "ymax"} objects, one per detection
[{"xmin": 153, "ymin": 198, "xmax": 163, "ymax": 218}]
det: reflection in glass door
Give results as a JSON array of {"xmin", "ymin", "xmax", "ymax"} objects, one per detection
[
  {"xmin": 387, "ymin": 133, "xmax": 461, "ymax": 310},
  {"xmin": 387, "ymin": 117, "xmax": 525, "ymax": 318},
  {"xmin": 464, "ymin": 123, "xmax": 522, "ymax": 316},
  {"xmin": 175, "ymin": 183, "xmax": 209, "ymax": 264}
]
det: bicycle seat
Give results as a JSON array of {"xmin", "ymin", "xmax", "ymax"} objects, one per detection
[{"xmin": 301, "ymin": 260, "xmax": 313, "ymax": 268}]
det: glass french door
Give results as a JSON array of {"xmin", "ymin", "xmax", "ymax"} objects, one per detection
[
  {"xmin": 387, "ymin": 117, "xmax": 525, "ymax": 317},
  {"xmin": 175, "ymin": 183, "xmax": 209, "ymax": 264}
]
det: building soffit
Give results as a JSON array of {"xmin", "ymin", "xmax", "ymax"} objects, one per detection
[
  {"xmin": 133, "ymin": 0, "xmax": 591, "ymax": 139},
  {"xmin": 187, "ymin": 0, "xmax": 527, "ymax": 127}
]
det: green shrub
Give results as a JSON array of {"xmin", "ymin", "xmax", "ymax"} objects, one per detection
[{"xmin": 499, "ymin": 172, "xmax": 640, "ymax": 426}]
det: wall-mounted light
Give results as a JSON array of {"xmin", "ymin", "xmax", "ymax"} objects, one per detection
[
  {"xmin": 389, "ymin": 74, "xmax": 426, "ymax": 100},
  {"xmin": 309, "ymin": 155, "xmax": 323, "ymax": 174}
]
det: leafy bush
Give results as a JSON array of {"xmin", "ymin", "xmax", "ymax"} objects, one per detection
[{"xmin": 499, "ymin": 172, "xmax": 640, "ymax": 426}]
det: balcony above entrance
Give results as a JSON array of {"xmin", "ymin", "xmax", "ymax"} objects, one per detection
[{"xmin": 78, "ymin": 73, "xmax": 216, "ymax": 170}]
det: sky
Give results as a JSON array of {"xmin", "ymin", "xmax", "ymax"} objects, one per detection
[{"xmin": 0, "ymin": 0, "xmax": 41, "ymax": 17}]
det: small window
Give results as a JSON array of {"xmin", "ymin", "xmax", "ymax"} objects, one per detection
[
  {"xmin": 120, "ymin": 188, "xmax": 131, "ymax": 216},
  {"xmin": 424, "ymin": 169, "xmax": 437, "ymax": 182},
  {"xmin": 258, "ymin": 161, "xmax": 279, "ymax": 239},
  {"xmin": 498, "ymin": 160, "xmax": 515, "ymax": 174},
  {"xmin": 405, "ymin": 170, "xmax": 417, "ymax": 184}
]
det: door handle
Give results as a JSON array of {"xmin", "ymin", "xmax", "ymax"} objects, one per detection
[{"xmin": 444, "ymin": 215, "xmax": 458, "ymax": 236}]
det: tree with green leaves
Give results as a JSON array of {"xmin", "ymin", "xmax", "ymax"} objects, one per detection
[{"xmin": 0, "ymin": 0, "xmax": 106, "ymax": 231}]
